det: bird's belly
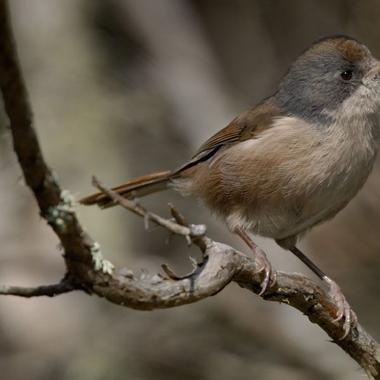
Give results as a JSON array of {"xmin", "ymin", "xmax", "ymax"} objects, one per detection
[
  {"xmin": 226, "ymin": 196, "xmax": 341, "ymax": 240},
  {"xmin": 176, "ymin": 116, "xmax": 378, "ymax": 240},
  {"xmin": 226, "ymin": 162, "xmax": 374, "ymax": 240},
  {"xmin": 225, "ymin": 207, "xmax": 298, "ymax": 238}
]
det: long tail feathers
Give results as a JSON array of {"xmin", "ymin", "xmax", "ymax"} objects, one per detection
[{"xmin": 79, "ymin": 170, "xmax": 172, "ymax": 209}]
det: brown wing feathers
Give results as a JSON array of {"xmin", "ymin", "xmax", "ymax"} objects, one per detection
[
  {"xmin": 193, "ymin": 100, "xmax": 280, "ymax": 157},
  {"xmin": 79, "ymin": 100, "xmax": 280, "ymax": 208}
]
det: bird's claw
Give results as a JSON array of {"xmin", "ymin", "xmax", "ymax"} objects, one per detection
[
  {"xmin": 254, "ymin": 248, "xmax": 273, "ymax": 296},
  {"xmin": 234, "ymin": 229, "xmax": 273, "ymax": 296},
  {"xmin": 325, "ymin": 277, "xmax": 357, "ymax": 339}
]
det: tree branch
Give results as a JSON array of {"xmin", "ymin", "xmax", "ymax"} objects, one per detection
[
  {"xmin": 0, "ymin": 281, "xmax": 78, "ymax": 297},
  {"xmin": 0, "ymin": 1, "xmax": 379, "ymax": 378},
  {"xmin": 0, "ymin": 1, "xmax": 102, "ymax": 280}
]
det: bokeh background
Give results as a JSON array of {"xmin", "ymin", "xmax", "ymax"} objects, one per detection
[{"xmin": 1, "ymin": 1, "xmax": 380, "ymax": 379}]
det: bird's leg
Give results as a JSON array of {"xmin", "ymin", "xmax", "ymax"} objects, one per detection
[
  {"xmin": 234, "ymin": 228, "xmax": 272, "ymax": 295},
  {"xmin": 289, "ymin": 246, "xmax": 357, "ymax": 339}
]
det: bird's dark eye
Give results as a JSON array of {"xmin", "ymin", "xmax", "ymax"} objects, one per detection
[{"xmin": 341, "ymin": 70, "xmax": 353, "ymax": 81}]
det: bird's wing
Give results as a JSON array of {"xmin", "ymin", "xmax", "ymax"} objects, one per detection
[{"xmin": 174, "ymin": 99, "xmax": 282, "ymax": 174}]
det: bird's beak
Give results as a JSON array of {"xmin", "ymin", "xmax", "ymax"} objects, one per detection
[{"xmin": 366, "ymin": 59, "xmax": 380, "ymax": 81}]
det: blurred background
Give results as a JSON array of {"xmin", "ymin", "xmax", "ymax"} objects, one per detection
[{"xmin": 0, "ymin": 1, "xmax": 380, "ymax": 379}]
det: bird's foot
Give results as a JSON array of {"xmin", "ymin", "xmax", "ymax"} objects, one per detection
[
  {"xmin": 324, "ymin": 276, "xmax": 358, "ymax": 339},
  {"xmin": 252, "ymin": 245, "xmax": 273, "ymax": 296},
  {"xmin": 234, "ymin": 228, "xmax": 273, "ymax": 295}
]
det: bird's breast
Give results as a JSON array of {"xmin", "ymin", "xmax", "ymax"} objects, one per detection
[
  {"xmin": 175, "ymin": 115, "xmax": 378, "ymax": 240},
  {"xmin": 244, "ymin": 116, "xmax": 378, "ymax": 239}
]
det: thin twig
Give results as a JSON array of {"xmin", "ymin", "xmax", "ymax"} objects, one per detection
[
  {"xmin": 0, "ymin": 281, "xmax": 78, "ymax": 298},
  {"xmin": 93, "ymin": 176, "xmax": 206, "ymax": 242}
]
